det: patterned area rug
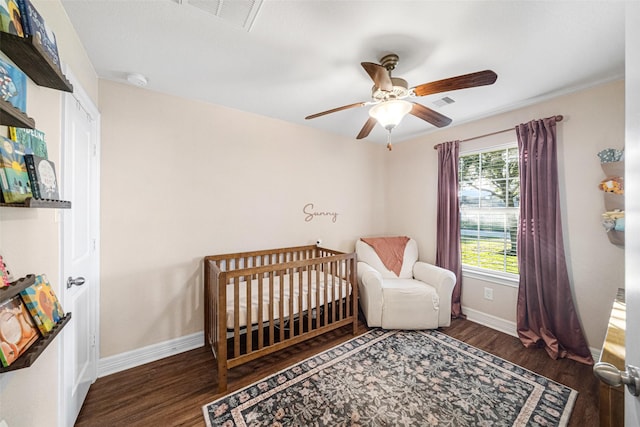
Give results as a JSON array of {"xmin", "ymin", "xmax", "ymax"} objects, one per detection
[{"xmin": 203, "ymin": 329, "xmax": 577, "ymax": 426}]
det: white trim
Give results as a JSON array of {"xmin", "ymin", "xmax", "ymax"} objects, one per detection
[
  {"xmin": 461, "ymin": 306, "xmax": 517, "ymax": 337},
  {"xmin": 462, "ymin": 306, "xmax": 602, "ymax": 363},
  {"xmin": 98, "ymin": 332, "xmax": 204, "ymax": 378},
  {"xmin": 462, "ymin": 267, "xmax": 519, "ymax": 288}
]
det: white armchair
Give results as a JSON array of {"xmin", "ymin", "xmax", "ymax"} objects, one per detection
[{"xmin": 356, "ymin": 238, "xmax": 456, "ymax": 329}]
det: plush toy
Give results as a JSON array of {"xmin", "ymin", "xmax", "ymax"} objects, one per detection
[{"xmin": 599, "ymin": 177, "xmax": 624, "ymax": 195}]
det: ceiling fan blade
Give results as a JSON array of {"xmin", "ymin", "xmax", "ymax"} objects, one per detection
[
  {"xmin": 356, "ymin": 117, "xmax": 377, "ymax": 140},
  {"xmin": 410, "ymin": 102, "xmax": 452, "ymax": 128},
  {"xmin": 361, "ymin": 62, "xmax": 393, "ymax": 91},
  {"xmin": 412, "ymin": 70, "xmax": 498, "ymax": 97},
  {"xmin": 305, "ymin": 102, "xmax": 367, "ymax": 120}
]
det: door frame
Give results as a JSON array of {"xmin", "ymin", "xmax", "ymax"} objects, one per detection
[{"xmin": 57, "ymin": 67, "xmax": 101, "ymax": 427}]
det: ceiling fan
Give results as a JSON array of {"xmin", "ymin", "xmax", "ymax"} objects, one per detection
[{"xmin": 305, "ymin": 54, "xmax": 497, "ymax": 148}]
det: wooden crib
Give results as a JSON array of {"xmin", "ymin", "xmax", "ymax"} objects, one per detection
[{"xmin": 204, "ymin": 245, "xmax": 358, "ymax": 392}]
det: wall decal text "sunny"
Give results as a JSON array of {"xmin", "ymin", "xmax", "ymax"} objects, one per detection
[{"xmin": 303, "ymin": 203, "xmax": 339, "ymax": 223}]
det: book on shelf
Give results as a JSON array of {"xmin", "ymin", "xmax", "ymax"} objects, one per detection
[
  {"xmin": 0, "ymin": 0, "xmax": 25, "ymax": 36},
  {"xmin": 9, "ymin": 126, "xmax": 48, "ymax": 159},
  {"xmin": 0, "ymin": 294, "xmax": 40, "ymax": 367},
  {"xmin": 0, "ymin": 255, "xmax": 9, "ymax": 288},
  {"xmin": 0, "ymin": 136, "xmax": 33, "ymax": 203},
  {"xmin": 0, "ymin": 56, "xmax": 27, "ymax": 113},
  {"xmin": 24, "ymin": 154, "xmax": 58, "ymax": 200},
  {"xmin": 20, "ymin": 274, "xmax": 64, "ymax": 335},
  {"xmin": 16, "ymin": 0, "xmax": 60, "ymax": 69}
]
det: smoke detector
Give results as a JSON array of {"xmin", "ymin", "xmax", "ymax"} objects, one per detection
[{"xmin": 126, "ymin": 73, "xmax": 148, "ymax": 87}]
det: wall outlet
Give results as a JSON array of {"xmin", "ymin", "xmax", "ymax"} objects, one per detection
[{"xmin": 483, "ymin": 287, "xmax": 494, "ymax": 301}]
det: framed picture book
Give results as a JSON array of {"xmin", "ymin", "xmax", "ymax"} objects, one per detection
[
  {"xmin": 25, "ymin": 154, "xmax": 58, "ymax": 200},
  {"xmin": 0, "ymin": 136, "xmax": 33, "ymax": 203},
  {"xmin": 0, "ymin": 56, "xmax": 27, "ymax": 113},
  {"xmin": 16, "ymin": 0, "xmax": 60, "ymax": 69},
  {"xmin": 0, "ymin": 294, "xmax": 39, "ymax": 367},
  {"xmin": 20, "ymin": 274, "xmax": 64, "ymax": 335},
  {"xmin": 0, "ymin": 0, "xmax": 24, "ymax": 36}
]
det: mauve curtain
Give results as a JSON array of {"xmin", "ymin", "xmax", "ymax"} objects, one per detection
[
  {"xmin": 436, "ymin": 141, "xmax": 463, "ymax": 318},
  {"xmin": 516, "ymin": 117, "xmax": 593, "ymax": 365}
]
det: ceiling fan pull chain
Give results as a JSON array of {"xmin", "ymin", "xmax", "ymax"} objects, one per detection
[{"xmin": 386, "ymin": 130, "xmax": 393, "ymax": 151}]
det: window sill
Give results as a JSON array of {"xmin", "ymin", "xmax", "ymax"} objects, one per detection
[{"xmin": 462, "ymin": 266, "xmax": 519, "ymax": 288}]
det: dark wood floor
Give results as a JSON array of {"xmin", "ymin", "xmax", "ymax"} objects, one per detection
[{"xmin": 75, "ymin": 318, "xmax": 600, "ymax": 426}]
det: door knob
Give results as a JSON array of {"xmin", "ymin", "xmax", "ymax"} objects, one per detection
[
  {"xmin": 67, "ymin": 276, "xmax": 86, "ymax": 289},
  {"xmin": 593, "ymin": 362, "xmax": 640, "ymax": 396}
]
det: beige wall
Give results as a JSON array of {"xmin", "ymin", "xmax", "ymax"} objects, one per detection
[
  {"xmin": 98, "ymin": 80, "xmax": 386, "ymax": 357},
  {"xmin": 0, "ymin": 1, "xmax": 98, "ymax": 425},
  {"xmin": 386, "ymin": 79, "xmax": 625, "ymax": 350}
]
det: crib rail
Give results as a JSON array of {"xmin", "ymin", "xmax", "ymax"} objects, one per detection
[{"xmin": 204, "ymin": 245, "xmax": 358, "ymax": 392}]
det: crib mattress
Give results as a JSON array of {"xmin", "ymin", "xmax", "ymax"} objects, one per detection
[{"xmin": 225, "ymin": 270, "xmax": 350, "ymax": 329}]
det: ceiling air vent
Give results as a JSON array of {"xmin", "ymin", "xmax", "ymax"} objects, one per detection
[
  {"xmin": 432, "ymin": 96, "xmax": 455, "ymax": 108},
  {"xmin": 177, "ymin": 0, "xmax": 263, "ymax": 32}
]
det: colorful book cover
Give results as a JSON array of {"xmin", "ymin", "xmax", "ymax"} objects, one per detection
[
  {"xmin": 17, "ymin": 0, "xmax": 60, "ymax": 69},
  {"xmin": 0, "ymin": 0, "xmax": 24, "ymax": 35},
  {"xmin": 25, "ymin": 154, "xmax": 58, "ymax": 200},
  {"xmin": 0, "ymin": 56, "xmax": 27, "ymax": 113},
  {"xmin": 0, "ymin": 255, "xmax": 9, "ymax": 288},
  {"xmin": 0, "ymin": 136, "xmax": 33, "ymax": 203},
  {"xmin": 9, "ymin": 127, "xmax": 47, "ymax": 159},
  {"xmin": 20, "ymin": 274, "xmax": 64, "ymax": 335},
  {"xmin": 0, "ymin": 294, "xmax": 39, "ymax": 367}
]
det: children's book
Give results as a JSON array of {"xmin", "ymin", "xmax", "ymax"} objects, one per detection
[
  {"xmin": 0, "ymin": 0, "xmax": 24, "ymax": 36},
  {"xmin": 0, "ymin": 294, "xmax": 39, "ymax": 367},
  {"xmin": 16, "ymin": 0, "xmax": 60, "ymax": 69},
  {"xmin": 9, "ymin": 127, "xmax": 47, "ymax": 159},
  {"xmin": 0, "ymin": 255, "xmax": 10, "ymax": 288},
  {"xmin": 0, "ymin": 136, "xmax": 33, "ymax": 203},
  {"xmin": 25, "ymin": 154, "xmax": 58, "ymax": 200},
  {"xmin": 0, "ymin": 56, "xmax": 27, "ymax": 113},
  {"xmin": 20, "ymin": 274, "xmax": 64, "ymax": 335}
]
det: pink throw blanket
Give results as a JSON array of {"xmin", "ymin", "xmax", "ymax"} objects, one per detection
[{"xmin": 361, "ymin": 236, "xmax": 410, "ymax": 276}]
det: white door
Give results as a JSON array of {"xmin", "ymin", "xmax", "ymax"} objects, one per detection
[
  {"xmin": 626, "ymin": 3, "xmax": 640, "ymax": 425},
  {"xmin": 59, "ymin": 69, "xmax": 100, "ymax": 427}
]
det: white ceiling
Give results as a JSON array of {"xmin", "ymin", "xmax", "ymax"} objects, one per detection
[{"xmin": 60, "ymin": 0, "xmax": 626, "ymax": 146}]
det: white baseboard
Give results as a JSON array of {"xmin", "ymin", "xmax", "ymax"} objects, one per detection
[
  {"xmin": 462, "ymin": 306, "xmax": 602, "ymax": 363},
  {"xmin": 461, "ymin": 306, "xmax": 518, "ymax": 337},
  {"xmin": 98, "ymin": 332, "xmax": 204, "ymax": 378}
]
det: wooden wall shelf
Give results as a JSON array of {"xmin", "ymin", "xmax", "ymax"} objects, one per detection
[
  {"xmin": 0, "ymin": 98, "xmax": 36, "ymax": 129},
  {"xmin": 0, "ymin": 313, "xmax": 72, "ymax": 373},
  {"xmin": 0, "ymin": 274, "xmax": 36, "ymax": 301},
  {"xmin": 0, "ymin": 198, "xmax": 71, "ymax": 209},
  {"xmin": 1, "ymin": 275, "xmax": 71, "ymax": 373},
  {"xmin": 0, "ymin": 32, "xmax": 73, "ymax": 92}
]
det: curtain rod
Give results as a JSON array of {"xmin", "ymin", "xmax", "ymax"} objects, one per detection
[{"xmin": 432, "ymin": 115, "xmax": 564, "ymax": 150}]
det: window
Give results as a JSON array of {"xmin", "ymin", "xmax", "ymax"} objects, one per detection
[{"xmin": 459, "ymin": 146, "xmax": 519, "ymax": 276}]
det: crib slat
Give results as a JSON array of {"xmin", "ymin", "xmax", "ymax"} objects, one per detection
[
  {"xmin": 268, "ymin": 271, "xmax": 274, "ymax": 347},
  {"xmin": 288, "ymin": 267, "xmax": 294, "ymax": 339},
  {"xmin": 257, "ymin": 273, "xmax": 264, "ymax": 350},
  {"xmin": 338, "ymin": 260, "xmax": 344, "ymax": 320},
  {"xmin": 279, "ymin": 269, "xmax": 285, "ymax": 342},
  {"xmin": 323, "ymin": 262, "xmax": 329, "ymax": 325},
  {"xmin": 307, "ymin": 267, "xmax": 312, "ymax": 332},
  {"xmin": 234, "ymin": 276, "xmax": 240, "ymax": 358},
  {"xmin": 298, "ymin": 268, "xmax": 304, "ymax": 334},
  {"xmin": 245, "ymin": 273, "xmax": 252, "ymax": 354}
]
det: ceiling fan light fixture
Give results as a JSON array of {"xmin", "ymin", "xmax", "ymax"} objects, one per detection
[{"xmin": 368, "ymin": 99, "xmax": 412, "ymax": 130}]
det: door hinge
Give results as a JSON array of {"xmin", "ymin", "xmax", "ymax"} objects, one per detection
[
  {"xmin": 92, "ymin": 144, "xmax": 97, "ymax": 156},
  {"xmin": 92, "ymin": 238, "xmax": 97, "ymax": 251},
  {"xmin": 91, "ymin": 335, "xmax": 96, "ymax": 347}
]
